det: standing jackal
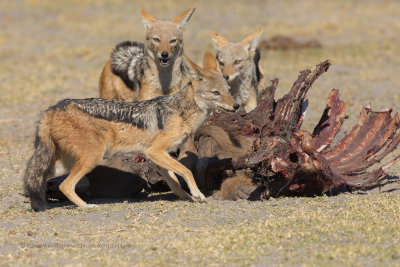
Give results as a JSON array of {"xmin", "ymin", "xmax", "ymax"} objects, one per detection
[
  {"xmin": 99, "ymin": 8, "xmax": 196, "ymax": 101},
  {"xmin": 24, "ymin": 51, "xmax": 239, "ymax": 211},
  {"xmin": 211, "ymin": 28, "xmax": 264, "ymax": 112}
]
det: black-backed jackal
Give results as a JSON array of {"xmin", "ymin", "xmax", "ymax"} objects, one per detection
[
  {"xmin": 24, "ymin": 51, "xmax": 239, "ymax": 211},
  {"xmin": 211, "ymin": 28, "xmax": 265, "ymax": 112},
  {"xmin": 99, "ymin": 8, "xmax": 196, "ymax": 101}
]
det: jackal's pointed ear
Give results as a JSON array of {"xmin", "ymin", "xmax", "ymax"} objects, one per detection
[
  {"xmin": 203, "ymin": 50, "xmax": 219, "ymax": 71},
  {"xmin": 183, "ymin": 54, "xmax": 205, "ymax": 77},
  {"xmin": 241, "ymin": 28, "xmax": 263, "ymax": 51},
  {"xmin": 173, "ymin": 8, "xmax": 196, "ymax": 28},
  {"xmin": 140, "ymin": 8, "xmax": 156, "ymax": 29},
  {"xmin": 210, "ymin": 31, "xmax": 229, "ymax": 50}
]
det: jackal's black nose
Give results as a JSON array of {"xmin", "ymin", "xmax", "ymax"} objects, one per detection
[
  {"xmin": 223, "ymin": 74, "xmax": 229, "ymax": 80},
  {"xmin": 233, "ymin": 103, "xmax": 240, "ymax": 110},
  {"xmin": 161, "ymin": 51, "xmax": 169, "ymax": 58}
]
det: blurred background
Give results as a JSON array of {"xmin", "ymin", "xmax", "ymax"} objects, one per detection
[{"xmin": 0, "ymin": 0, "xmax": 399, "ymax": 183}]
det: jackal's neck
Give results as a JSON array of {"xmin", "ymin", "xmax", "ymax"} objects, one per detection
[
  {"xmin": 174, "ymin": 80, "xmax": 202, "ymax": 112},
  {"xmin": 144, "ymin": 53, "xmax": 185, "ymax": 95},
  {"xmin": 174, "ymin": 80, "xmax": 211, "ymax": 132},
  {"xmin": 229, "ymin": 66, "xmax": 258, "ymax": 105}
]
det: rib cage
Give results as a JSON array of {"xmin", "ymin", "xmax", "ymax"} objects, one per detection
[{"xmin": 312, "ymin": 90, "xmax": 400, "ymax": 188}]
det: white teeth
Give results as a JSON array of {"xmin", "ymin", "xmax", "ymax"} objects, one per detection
[{"xmin": 159, "ymin": 58, "xmax": 170, "ymax": 67}]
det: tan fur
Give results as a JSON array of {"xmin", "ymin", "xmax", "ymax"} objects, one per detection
[
  {"xmin": 195, "ymin": 125, "xmax": 253, "ymax": 158},
  {"xmin": 211, "ymin": 28, "xmax": 265, "ymax": 112},
  {"xmin": 99, "ymin": 59, "xmax": 140, "ymax": 101},
  {"xmin": 189, "ymin": 124, "xmax": 255, "ymax": 195},
  {"xmin": 193, "ymin": 125, "xmax": 258, "ymax": 200},
  {"xmin": 140, "ymin": 8, "xmax": 156, "ymax": 22},
  {"xmin": 50, "ymin": 106, "xmax": 198, "ymax": 207},
  {"xmin": 213, "ymin": 172, "xmax": 255, "ymax": 201},
  {"xmin": 25, "ymin": 51, "xmax": 238, "ymax": 210},
  {"xmin": 177, "ymin": 136, "xmax": 198, "ymax": 176},
  {"xmin": 99, "ymin": 8, "xmax": 196, "ymax": 101}
]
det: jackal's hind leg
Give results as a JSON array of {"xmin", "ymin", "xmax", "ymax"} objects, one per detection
[{"xmin": 59, "ymin": 162, "xmax": 98, "ymax": 209}]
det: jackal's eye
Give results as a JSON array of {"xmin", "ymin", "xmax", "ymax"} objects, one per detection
[
  {"xmin": 170, "ymin": 39, "xmax": 177, "ymax": 44},
  {"xmin": 152, "ymin": 37, "xmax": 160, "ymax": 43},
  {"xmin": 212, "ymin": 91, "xmax": 220, "ymax": 96},
  {"xmin": 234, "ymin": 59, "xmax": 242, "ymax": 65},
  {"xmin": 219, "ymin": 61, "xmax": 224, "ymax": 66}
]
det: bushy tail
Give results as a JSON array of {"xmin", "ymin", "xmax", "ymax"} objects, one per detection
[{"xmin": 23, "ymin": 118, "xmax": 55, "ymax": 211}]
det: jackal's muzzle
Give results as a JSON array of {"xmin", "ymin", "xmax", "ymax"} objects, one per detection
[
  {"xmin": 217, "ymin": 103, "xmax": 240, "ymax": 113},
  {"xmin": 159, "ymin": 51, "xmax": 171, "ymax": 67}
]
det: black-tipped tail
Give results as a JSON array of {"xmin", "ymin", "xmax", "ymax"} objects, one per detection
[{"xmin": 23, "ymin": 128, "xmax": 55, "ymax": 211}]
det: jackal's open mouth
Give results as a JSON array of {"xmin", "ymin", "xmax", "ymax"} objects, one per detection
[{"xmin": 159, "ymin": 58, "xmax": 170, "ymax": 67}]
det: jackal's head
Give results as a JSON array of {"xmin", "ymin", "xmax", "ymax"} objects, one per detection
[
  {"xmin": 210, "ymin": 28, "xmax": 263, "ymax": 82},
  {"xmin": 186, "ymin": 51, "xmax": 239, "ymax": 113},
  {"xmin": 140, "ymin": 8, "xmax": 195, "ymax": 68}
]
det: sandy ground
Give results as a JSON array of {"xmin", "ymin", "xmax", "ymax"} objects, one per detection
[{"xmin": 1, "ymin": 0, "xmax": 400, "ymax": 266}]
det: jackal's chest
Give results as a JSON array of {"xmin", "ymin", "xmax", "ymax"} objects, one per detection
[
  {"xmin": 168, "ymin": 132, "xmax": 190, "ymax": 153},
  {"xmin": 230, "ymin": 78, "xmax": 255, "ymax": 106},
  {"xmin": 139, "ymin": 65, "xmax": 182, "ymax": 100},
  {"xmin": 162, "ymin": 112, "xmax": 207, "ymax": 153}
]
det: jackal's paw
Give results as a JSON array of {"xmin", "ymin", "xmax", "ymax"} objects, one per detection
[
  {"xmin": 185, "ymin": 195, "xmax": 195, "ymax": 202},
  {"xmin": 83, "ymin": 204, "xmax": 98, "ymax": 209},
  {"xmin": 191, "ymin": 191, "xmax": 207, "ymax": 203}
]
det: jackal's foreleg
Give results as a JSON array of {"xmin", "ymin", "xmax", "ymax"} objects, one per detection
[
  {"xmin": 158, "ymin": 168, "xmax": 195, "ymax": 201},
  {"xmin": 146, "ymin": 149, "xmax": 206, "ymax": 202}
]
